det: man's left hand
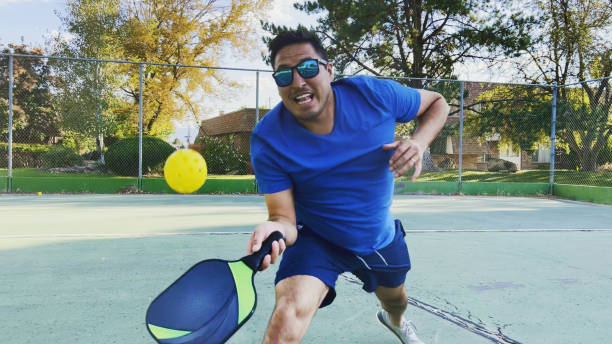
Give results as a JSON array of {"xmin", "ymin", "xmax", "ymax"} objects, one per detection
[{"xmin": 382, "ymin": 138, "xmax": 426, "ymax": 181}]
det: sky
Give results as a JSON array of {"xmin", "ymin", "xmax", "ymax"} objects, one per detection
[
  {"xmin": 0, "ymin": 0, "xmax": 504, "ymax": 145},
  {"xmin": 0, "ymin": 0, "xmax": 320, "ymax": 145}
]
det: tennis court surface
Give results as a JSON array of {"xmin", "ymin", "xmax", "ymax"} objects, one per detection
[{"xmin": 1, "ymin": 194, "xmax": 611, "ymax": 343}]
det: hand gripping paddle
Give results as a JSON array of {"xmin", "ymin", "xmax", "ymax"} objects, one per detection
[{"xmin": 146, "ymin": 231, "xmax": 284, "ymax": 344}]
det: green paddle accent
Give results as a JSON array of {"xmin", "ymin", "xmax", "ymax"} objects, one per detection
[
  {"xmin": 228, "ymin": 261, "xmax": 256, "ymax": 323},
  {"xmin": 148, "ymin": 324, "xmax": 191, "ymax": 340}
]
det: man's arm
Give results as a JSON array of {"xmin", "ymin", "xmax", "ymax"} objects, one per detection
[
  {"xmin": 247, "ymin": 188, "xmax": 298, "ymax": 270},
  {"xmin": 383, "ymin": 89, "xmax": 449, "ymax": 180}
]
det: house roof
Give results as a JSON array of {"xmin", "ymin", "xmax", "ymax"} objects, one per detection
[{"xmin": 198, "ymin": 108, "xmax": 270, "ymax": 136}]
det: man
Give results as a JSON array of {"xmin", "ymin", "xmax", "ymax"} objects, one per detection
[{"xmin": 248, "ymin": 30, "xmax": 449, "ymax": 344}]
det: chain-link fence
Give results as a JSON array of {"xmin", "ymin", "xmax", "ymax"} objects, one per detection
[
  {"xmin": 555, "ymin": 78, "xmax": 612, "ymax": 186},
  {"xmin": 1, "ymin": 52, "xmax": 611, "ymax": 192},
  {"xmin": 1, "ymin": 53, "xmax": 274, "ymax": 192}
]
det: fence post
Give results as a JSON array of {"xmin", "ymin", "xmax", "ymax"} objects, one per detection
[
  {"xmin": 7, "ymin": 54, "xmax": 13, "ymax": 192},
  {"xmin": 458, "ymin": 81, "xmax": 464, "ymax": 194},
  {"xmin": 254, "ymin": 70, "xmax": 260, "ymax": 192},
  {"xmin": 255, "ymin": 70, "xmax": 260, "ymax": 123},
  {"xmin": 548, "ymin": 83, "xmax": 558, "ymax": 194},
  {"xmin": 138, "ymin": 63, "xmax": 144, "ymax": 190}
]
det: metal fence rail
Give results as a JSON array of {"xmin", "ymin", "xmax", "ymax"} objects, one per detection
[{"xmin": 1, "ymin": 53, "xmax": 611, "ymax": 191}]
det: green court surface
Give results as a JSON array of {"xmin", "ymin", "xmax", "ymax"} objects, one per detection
[{"xmin": 1, "ymin": 194, "xmax": 611, "ymax": 344}]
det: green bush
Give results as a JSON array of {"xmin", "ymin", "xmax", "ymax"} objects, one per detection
[
  {"xmin": 597, "ymin": 138, "xmax": 612, "ymax": 165},
  {"xmin": 0, "ymin": 143, "xmax": 49, "ymax": 168},
  {"xmin": 42, "ymin": 145, "xmax": 84, "ymax": 168},
  {"xmin": 196, "ymin": 135, "xmax": 249, "ymax": 175},
  {"xmin": 105, "ymin": 136, "xmax": 176, "ymax": 176}
]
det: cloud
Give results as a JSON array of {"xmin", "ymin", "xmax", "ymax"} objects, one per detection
[
  {"xmin": 268, "ymin": 0, "xmax": 320, "ymax": 28},
  {"xmin": 0, "ymin": 0, "xmax": 55, "ymax": 7},
  {"xmin": 43, "ymin": 29, "xmax": 74, "ymax": 43}
]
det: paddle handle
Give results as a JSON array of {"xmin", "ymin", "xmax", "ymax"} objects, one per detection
[{"xmin": 242, "ymin": 231, "xmax": 284, "ymax": 271}]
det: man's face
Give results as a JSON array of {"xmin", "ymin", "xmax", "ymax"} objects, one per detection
[{"xmin": 273, "ymin": 43, "xmax": 333, "ymax": 122}]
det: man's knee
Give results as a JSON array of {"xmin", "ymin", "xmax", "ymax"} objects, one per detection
[
  {"xmin": 263, "ymin": 276, "xmax": 328, "ymax": 343},
  {"xmin": 376, "ymin": 285, "xmax": 408, "ymax": 309},
  {"xmin": 273, "ymin": 292, "xmax": 316, "ymax": 323}
]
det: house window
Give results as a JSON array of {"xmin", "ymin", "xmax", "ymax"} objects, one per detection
[
  {"xmin": 501, "ymin": 145, "xmax": 519, "ymax": 157},
  {"xmin": 477, "ymin": 154, "xmax": 491, "ymax": 163}
]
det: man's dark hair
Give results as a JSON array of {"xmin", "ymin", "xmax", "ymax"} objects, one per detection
[{"xmin": 269, "ymin": 30, "xmax": 328, "ymax": 69}]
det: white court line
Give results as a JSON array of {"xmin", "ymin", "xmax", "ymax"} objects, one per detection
[
  {"xmin": 0, "ymin": 232, "xmax": 252, "ymax": 239},
  {"xmin": 1, "ymin": 228, "xmax": 612, "ymax": 239},
  {"xmin": 403, "ymin": 228, "xmax": 612, "ymax": 233}
]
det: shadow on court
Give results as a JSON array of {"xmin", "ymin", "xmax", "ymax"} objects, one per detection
[{"xmin": 1, "ymin": 194, "xmax": 611, "ymax": 343}]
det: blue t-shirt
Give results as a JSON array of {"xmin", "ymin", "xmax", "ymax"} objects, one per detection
[{"xmin": 250, "ymin": 76, "xmax": 420, "ymax": 254}]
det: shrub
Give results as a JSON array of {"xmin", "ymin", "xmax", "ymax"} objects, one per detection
[
  {"xmin": 0, "ymin": 143, "xmax": 49, "ymax": 168},
  {"xmin": 105, "ymin": 136, "xmax": 175, "ymax": 176},
  {"xmin": 42, "ymin": 145, "xmax": 84, "ymax": 168},
  {"xmin": 81, "ymin": 150, "xmax": 101, "ymax": 160},
  {"xmin": 196, "ymin": 135, "xmax": 249, "ymax": 175},
  {"xmin": 597, "ymin": 139, "xmax": 612, "ymax": 165}
]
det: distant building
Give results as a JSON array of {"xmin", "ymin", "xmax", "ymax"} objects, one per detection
[
  {"xmin": 197, "ymin": 108, "xmax": 270, "ymax": 155},
  {"xmin": 429, "ymin": 82, "xmax": 552, "ymax": 171}
]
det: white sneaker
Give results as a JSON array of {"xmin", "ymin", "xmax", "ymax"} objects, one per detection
[{"xmin": 376, "ymin": 310, "xmax": 425, "ymax": 344}]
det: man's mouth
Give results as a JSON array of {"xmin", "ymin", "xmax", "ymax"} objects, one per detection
[{"xmin": 295, "ymin": 93, "xmax": 314, "ymax": 105}]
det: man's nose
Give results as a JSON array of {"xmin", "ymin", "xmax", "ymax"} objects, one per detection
[{"xmin": 291, "ymin": 69, "xmax": 307, "ymax": 86}]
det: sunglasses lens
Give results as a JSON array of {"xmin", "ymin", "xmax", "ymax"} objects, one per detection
[
  {"xmin": 273, "ymin": 69, "xmax": 293, "ymax": 87},
  {"xmin": 274, "ymin": 59, "xmax": 324, "ymax": 87},
  {"xmin": 297, "ymin": 59, "xmax": 320, "ymax": 78}
]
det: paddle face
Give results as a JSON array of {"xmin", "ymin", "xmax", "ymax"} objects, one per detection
[
  {"xmin": 146, "ymin": 231, "xmax": 284, "ymax": 344},
  {"xmin": 146, "ymin": 260, "xmax": 255, "ymax": 344}
]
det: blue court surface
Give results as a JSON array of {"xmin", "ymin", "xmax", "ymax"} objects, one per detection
[{"xmin": 1, "ymin": 194, "xmax": 611, "ymax": 343}]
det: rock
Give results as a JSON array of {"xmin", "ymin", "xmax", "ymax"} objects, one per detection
[
  {"xmin": 422, "ymin": 148, "xmax": 442, "ymax": 172},
  {"xmin": 116, "ymin": 184, "xmax": 143, "ymax": 194},
  {"xmin": 487, "ymin": 158, "xmax": 517, "ymax": 172},
  {"xmin": 438, "ymin": 157, "xmax": 456, "ymax": 169},
  {"xmin": 45, "ymin": 160, "xmax": 104, "ymax": 174}
]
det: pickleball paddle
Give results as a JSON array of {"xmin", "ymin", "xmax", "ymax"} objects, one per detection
[{"xmin": 146, "ymin": 231, "xmax": 284, "ymax": 344}]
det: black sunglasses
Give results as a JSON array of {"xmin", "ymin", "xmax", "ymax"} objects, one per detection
[{"xmin": 272, "ymin": 58, "xmax": 329, "ymax": 87}]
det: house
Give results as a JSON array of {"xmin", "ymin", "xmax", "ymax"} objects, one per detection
[
  {"xmin": 429, "ymin": 82, "xmax": 552, "ymax": 171},
  {"xmin": 197, "ymin": 108, "xmax": 270, "ymax": 155}
]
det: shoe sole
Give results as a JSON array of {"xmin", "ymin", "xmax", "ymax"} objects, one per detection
[{"xmin": 376, "ymin": 312, "xmax": 405, "ymax": 344}]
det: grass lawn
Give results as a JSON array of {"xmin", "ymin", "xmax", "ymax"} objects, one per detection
[
  {"xmin": 2, "ymin": 168, "xmax": 611, "ymax": 186},
  {"xmin": 404, "ymin": 169, "xmax": 612, "ymax": 187},
  {"xmin": 0, "ymin": 168, "xmax": 254, "ymax": 179}
]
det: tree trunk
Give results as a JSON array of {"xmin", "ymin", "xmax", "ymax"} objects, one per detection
[
  {"xmin": 579, "ymin": 150, "xmax": 598, "ymax": 172},
  {"xmin": 97, "ymin": 134, "xmax": 105, "ymax": 165}
]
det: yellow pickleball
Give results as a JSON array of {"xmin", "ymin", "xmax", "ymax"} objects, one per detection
[{"xmin": 163, "ymin": 149, "xmax": 208, "ymax": 194}]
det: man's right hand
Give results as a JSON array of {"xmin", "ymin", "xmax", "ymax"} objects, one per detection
[{"xmin": 248, "ymin": 221, "xmax": 288, "ymax": 271}]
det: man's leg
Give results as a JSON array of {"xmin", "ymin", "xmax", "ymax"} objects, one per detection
[
  {"xmin": 375, "ymin": 284, "xmax": 408, "ymax": 327},
  {"xmin": 262, "ymin": 275, "xmax": 329, "ymax": 344},
  {"xmin": 375, "ymin": 284, "xmax": 424, "ymax": 344}
]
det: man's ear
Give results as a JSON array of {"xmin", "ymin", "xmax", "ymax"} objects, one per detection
[{"xmin": 326, "ymin": 62, "xmax": 333, "ymax": 78}]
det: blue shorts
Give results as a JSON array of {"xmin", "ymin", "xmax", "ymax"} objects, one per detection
[{"xmin": 275, "ymin": 219, "xmax": 411, "ymax": 308}]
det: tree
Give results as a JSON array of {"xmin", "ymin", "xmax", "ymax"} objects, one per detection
[
  {"xmin": 0, "ymin": 45, "xmax": 60, "ymax": 144},
  {"xmin": 265, "ymin": 0, "xmax": 533, "ymax": 81},
  {"xmin": 511, "ymin": 0, "xmax": 611, "ymax": 171},
  {"xmin": 50, "ymin": 0, "xmax": 124, "ymax": 162},
  {"xmin": 464, "ymin": 83, "xmax": 553, "ymax": 153},
  {"xmin": 116, "ymin": 0, "xmax": 272, "ymax": 137},
  {"xmin": 262, "ymin": 0, "xmax": 533, "ymax": 172},
  {"xmin": 556, "ymin": 86, "xmax": 611, "ymax": 171}
]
